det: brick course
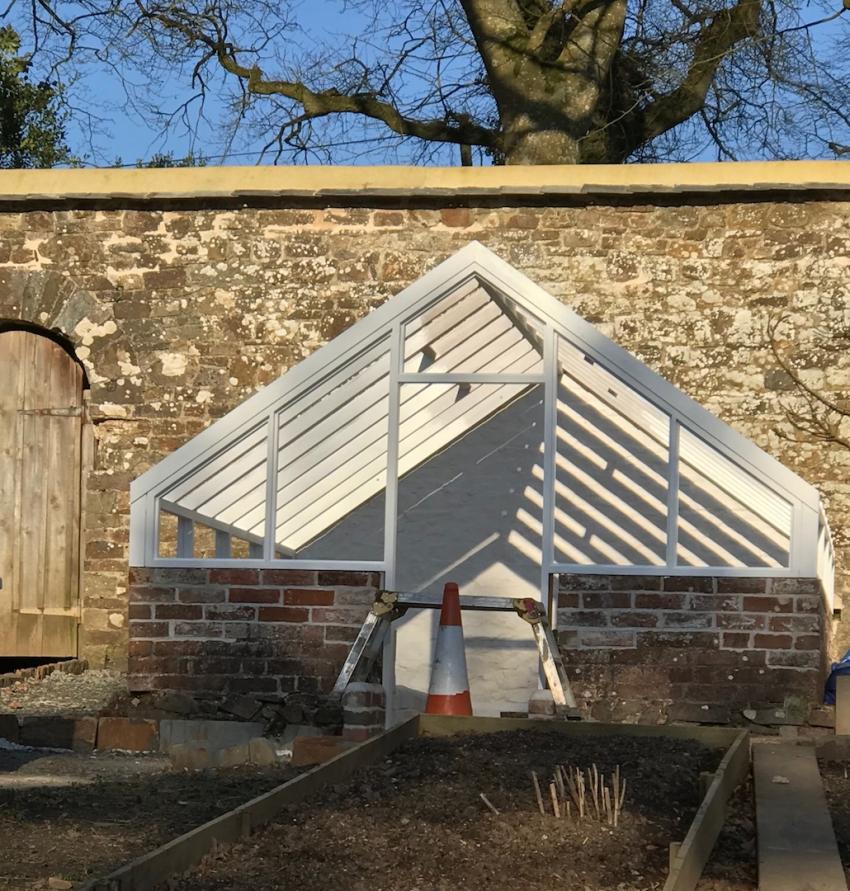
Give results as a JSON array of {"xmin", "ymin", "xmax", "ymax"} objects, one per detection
[
  {"xmin": 556, "ymin": 574, "xmax": 829, "ymax": 719},
  {"xmin": 127, "ymin": 568, "xmax": 381, "ymax": 696}
]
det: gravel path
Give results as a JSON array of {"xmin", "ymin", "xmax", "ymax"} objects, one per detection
[{"xmin": 0, "ymin": 670, "xmax": 127, "ymax": 716}]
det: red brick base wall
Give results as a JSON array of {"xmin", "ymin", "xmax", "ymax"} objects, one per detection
[
  {"xmin": 127, "ymin": 568, "xmax": 381, "ymax": 697},
  {"xmin": 556, "ymin": 574, "xmax": 828, "ymax": 721}
]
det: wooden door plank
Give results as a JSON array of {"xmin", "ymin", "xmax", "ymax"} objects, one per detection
[
  {"xmin": 0, "ymin": 332, "xmax": 23, "ymax": 654},
  {"xmin": 42, "ymin": 342, "xmax": 82, "ymax": 655},
  {"xmin": 0, "ymin": 330, "xmax": 82, "ymax": 657},
  {"xmin": 17, "ymin": 334, "xmax": 49, "ymax": 653}
]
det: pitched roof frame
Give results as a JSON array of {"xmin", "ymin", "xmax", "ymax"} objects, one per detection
[{"xmin": 130, "ymin": 242, "xmax": 828, "ymax": 595}]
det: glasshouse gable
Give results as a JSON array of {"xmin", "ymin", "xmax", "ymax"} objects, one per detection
[{"xmin": 129, "ymin": 242, "xmax": 834, "ymax": 720}]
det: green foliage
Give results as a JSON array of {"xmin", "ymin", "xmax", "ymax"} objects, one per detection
[
  {"xmin": 111, "ymin": 151, "xmax": 208, "ymax": 168},
  {"xmin": 0, "ymin": 26, "xmax": 69, "ymax": 168},
  {"xmin": 135, "ymin": 151, "xmax": 207, "ymax": 168}
]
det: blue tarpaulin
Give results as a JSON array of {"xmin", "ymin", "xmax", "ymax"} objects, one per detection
[{"xmin": 824, "ymin": 648, "xmax": 850, "ymax": 704}]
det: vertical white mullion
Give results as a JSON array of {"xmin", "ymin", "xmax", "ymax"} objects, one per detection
[
  {"xmin": 176, "ymin": 515, "xmax": 194, "ymax": 558},
  {"xmin": 790, "ymin": 502, "xmax": 817, "ymax": 576},
  {"xmin": 541, "ymin": 324, "xmax": 557, "ymax": 625},
  {"xmin": 215, "ymin": 530, "xmax": 232, "ymax": 559},
  {"xmin": 789, "ymin": 503, "xmax": 804, "ymax": 574},
  {"xmin": 382, "ymin": 322, "xmax": 403, "ymax": 725},
  {"xmin": 148, "ymin": 494, "xmax": 158, "ymax": 564},
  {"xmin": 383, "ymin": 323, "xmax": 402, "ymax": 588},
  {"xmin": 665, "ymin": 417, "xmax": 680, "ymax": 569},
  {"xmin": 263, "ymin": 415, "xmax": 279, "ymax": 563}
]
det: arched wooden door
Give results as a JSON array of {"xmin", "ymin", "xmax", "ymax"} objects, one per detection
[{"xmin": 0, "ymin": 329, "xmax": 84, "ymax": 657}]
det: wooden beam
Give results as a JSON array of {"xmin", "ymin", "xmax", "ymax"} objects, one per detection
[{"xmin": 664, "ymin": 731, "xmax": 750, "ymax": 891}]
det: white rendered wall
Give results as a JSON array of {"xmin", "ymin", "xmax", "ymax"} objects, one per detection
[{"xmin": 302, "ymin": 388, "xmax": 544, "ymax": 718}]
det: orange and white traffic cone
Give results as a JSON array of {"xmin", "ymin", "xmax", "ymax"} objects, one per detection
[{"xmin": 425, "ymin": 582, "xmax": 472, "ymax": 716}]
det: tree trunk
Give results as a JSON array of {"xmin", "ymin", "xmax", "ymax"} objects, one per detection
[{"xmin": 502, "ymin": 125, "xmax": 582, "ymax": 165}]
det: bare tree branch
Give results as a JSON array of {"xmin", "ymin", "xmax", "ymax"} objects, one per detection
[{"xmin": 767, "ymin": 312, "xmax": 850, "ymax": 451}]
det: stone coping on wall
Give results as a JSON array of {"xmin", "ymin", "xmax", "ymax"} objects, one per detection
[{"xmin": 2, "ymin": 160, "xmax": 850, "ymax": 206}]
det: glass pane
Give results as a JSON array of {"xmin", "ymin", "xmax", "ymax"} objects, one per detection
[
  {"xmin": 677, "ymin": 427, "xmax": 791, "ymax": 568},
  {"xmin": 393, "ymin": 381, "xmax": 544, "ymax": 717},
  {"xmin": 402, "ymin": 278, "xmax": 544, "ymax": 375},
  {"xmin": 276, "ymin": 337, "xmax": 390, "ymax": 561},
  {"xmin": 554, "ymin": 337, "xmax": 669, "ymax": 566},
  {"xmin": 158, "ymin": 421, "xmax": 268, "ymax": 558}
]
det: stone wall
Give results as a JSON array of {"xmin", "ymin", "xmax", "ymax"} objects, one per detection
[
  {"xmin": 557, "ymin": 574, "xmax": 828, "ymax": 722},
  {"xmin": 0, "ymin": 188, "xmax": 848, "ymax": 671},
  {"xmin": 127, "ymin": 568, "xmax": 380, "ymax": 696}
]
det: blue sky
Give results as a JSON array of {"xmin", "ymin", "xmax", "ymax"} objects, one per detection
[
  {"xmin": 64, "ymin": 2, "xmax": 371, "ymax": 166},
  {"xmin": 9, "ymin": 1, "xmax": 849, "ymax": 167}
]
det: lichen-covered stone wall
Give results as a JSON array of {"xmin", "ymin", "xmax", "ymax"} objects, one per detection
[{"xmin": 1, "ymin": 196, "xmax": 848, "ymax": 669}]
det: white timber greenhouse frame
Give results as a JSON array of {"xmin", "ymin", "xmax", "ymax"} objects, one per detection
[{"xmin": 129, "ymin": 242, "xmax": 836, "ymax": 610}]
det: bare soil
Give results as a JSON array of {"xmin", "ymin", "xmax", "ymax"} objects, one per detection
[
  {"xmin": 0, "ymin": 746, "xmax": 298, "ymax": 890},
  {"xmin": 173, "ymin": 730, "xmax": 725, "ymax": 891},
  {"xmin": 695, "ymin": 780, "xmax": 757, "ymax": 891},
  {"xmin": 820, "ymin": 758, "xmax": 850, "ymax": 885}
]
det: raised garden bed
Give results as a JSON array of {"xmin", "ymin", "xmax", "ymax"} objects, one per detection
[
  {"xmin": 66, "ymin": 716, "xmax": 740, "ymax": 891},
  {"xmin": 0, "ymin": 747, "xmax": 298, "ymax": 891},
  {"xmin": 175, "ymin": 729, "xmax": 720, "ymax": 890}
]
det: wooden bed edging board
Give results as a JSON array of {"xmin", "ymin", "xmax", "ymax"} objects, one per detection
[
  {"xmin": 417, "ymin": 713, "xmax": 743, "ymax": 749},
  {"xmin": 663, "ymin": 731, "xmax": 750, "ymax": 891},
  {"xmin": 77, "ymin": 716, "xmax": 419, "ymax": 891}
]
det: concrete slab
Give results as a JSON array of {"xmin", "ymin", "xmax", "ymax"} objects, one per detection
[
  {"xmin": 754, "ymin": 743, "xmax": 847, "ymax": 891},
  {"xmin": 159, "ymin": 719, "xmax": 265, "ymax": 754}
]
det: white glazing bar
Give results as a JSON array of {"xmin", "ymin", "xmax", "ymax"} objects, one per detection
[
  {"xmin": 398, "ymin": 372, "xmax": 544, "ymax": 385},
  {"xmin": 146, "ymin": 495, "xmax": 157, "ymax": 565},
  {"xmin": 214, "ymin": 530, "xmax": 231, "ymax": 558},
  {"xmin": 541, "ymin": 324, "xmax": 558, "ymax": 626},
  {"xmin": 176, "ymin": 516, "xmax": 194, "ymax": 558},
  {"xmin": 549, "ymin": 563, "xmax": 795, "ymax": 577},
  {"xmin": 263, "ymin": 414, "xmax": 278, "ymax": 561},
  {"xmin": 666, "ymin": 418, "xmax": 680, "ymax": 568},
  {"xmin": 384, "ymin": 322, "xmax": 403, "ymax": 589},
  {"xmin": 790, "ymin": 502, "xmax": 819, "ymax": 577},
  {"xmin": 150, "ymin": 557, "xmax": 386, "ymax": 570},
  {"xmin": 382, "ymin": 321, "xmax": 403, "ymax": 724}
]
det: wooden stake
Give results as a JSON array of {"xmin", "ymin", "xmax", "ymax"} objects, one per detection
[
  {"xmin": 612, "ymin": 765, "xmax": 620, "ymax": 828},
  {"xmin": 589, "ymin": 765, "xmax": 600, "ymax": 820},
  {"xmin": 549, "ymin": 782, "xmax": 561, "ymax": 818},
  {"xmin": 578, "ymin": 769, "xmax": 586, "ymax": 820},
  {"xmin": 480, "ymin": 793, "xmax": 500, "ymax": 816},
  {"xmin": 531, "ymin": 771, "xmax": 545, "ymax": 816},
  {"xmin": 554, "ymin": 765, "xmax": 566, "ymax": 802},
  {"xmin": 566, "ymin": 766, "xmax": 583, "ymax": 819}
]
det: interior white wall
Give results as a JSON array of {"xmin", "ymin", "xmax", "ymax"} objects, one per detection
[{"xmin": 302, "ymin": 387, "xmax": 544, "ymax": 718}]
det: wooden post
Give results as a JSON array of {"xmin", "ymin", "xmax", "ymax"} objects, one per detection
[{"xmin": 836, "ymin": 675, "xmax": 850, "ymax": 736}]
